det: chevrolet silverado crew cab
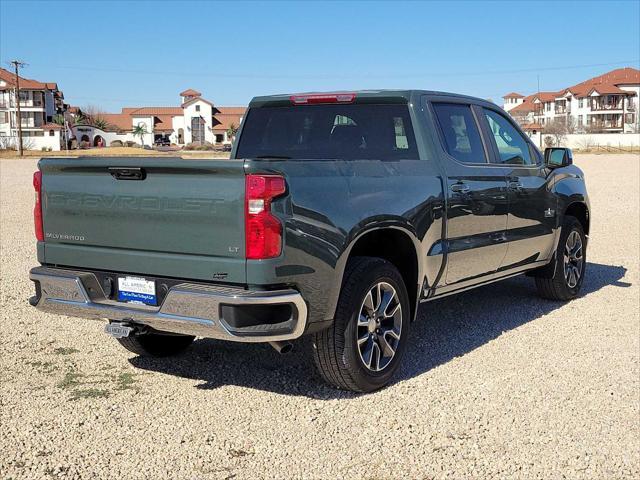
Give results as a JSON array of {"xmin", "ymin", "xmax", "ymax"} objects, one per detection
[{"xmin": 29, "ymin": 91, "xmax": 590, "ymax": 392}]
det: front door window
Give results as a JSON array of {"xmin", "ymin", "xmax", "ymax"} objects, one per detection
[
  {"xmin": 191, "ymin": 117, "xmax": 204, "ymax": 144},
  {"xmin": 483, "ymin": 109, "xmax": 534, "ymax": 165}
]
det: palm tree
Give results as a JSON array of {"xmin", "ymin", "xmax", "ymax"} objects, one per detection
[
  {"xmin": 226, "ymin": 122, "xmax": 238, "ymax": 142},
  {"xmin": 52, "ymin": 114, "xmax": 65, "ymax": 126},
  {"xmin": 132, "ymin": 124, "xmax": 148, "ymax": 147},
  {"xmin": 92, "ymin": 116, "xmax": 109, "ymax": 130}
]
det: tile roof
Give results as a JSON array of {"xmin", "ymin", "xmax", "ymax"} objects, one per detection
[
  {"xmin": 153, "ymin": 114, "xmax": 175, "ymax": 132},
  {"xmin": 587, "ymin": 84, "xmax": 628, "ymax": 95},
  {"xmin": 180, "ymin": 88, "xmax": 201, "ymax": 97},
  {"xmin": 41, "ymin": 123, "xmax": 62, "ymax": 130},
  {"xmin": 215, "ymin": 106, "xmax": 246, "ymax": 115},
  {"xmin": 568, "ymin": 67, "xmax": 640, "ymax": 97},
  {"xmin": 212, "ymin": 107, "xmax": 246, "ymax": 131},
  {"xmin": 532, "ymin": 91, "xmax": 560, "ymax": 103},
  {"xmin": 99, "ymin": 113, "xmax": 133, "ymax": 132},
  {"xmin": 504, "ymin": 67, "xmax": 640, "ymax": 101},
  {"xmin": 509, "ymin": 94, "xmax": 538, "ymax": 113},
  {"xmin": 0, "ymin": 67, "xmax": 56, "ymax": 90},
  {"xmin": 503, "ymin": 92, "xmax": 524, "ymax": 98},
  {"xmin": 97, "ymin": 105, "xmax": 246, "ymax": 133},
  {"xmin": 126, "ymin": 106, "xmax": 183, "ymax": 116},
  {"xmin": 181, "ymin": 97, "xmax": 214, "ymax": 108}
]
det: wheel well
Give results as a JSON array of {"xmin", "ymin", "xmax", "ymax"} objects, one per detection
[
  {"xmin": 565, "ymin": 202, "xmax": 589, "ymax": 235},
  {"xmin": 348, "ymin": 229, "xmax": 419, "ymax": 319}
]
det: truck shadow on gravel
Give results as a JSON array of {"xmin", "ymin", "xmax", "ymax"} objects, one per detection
[{"xmin": 129, "ymin": 262, "xmax": 629, "ymax": 398}]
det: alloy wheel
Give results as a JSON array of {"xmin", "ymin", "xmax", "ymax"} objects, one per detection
[
  {"xmin": 356, "ymin": 282, "xmax": 402, "ymax": 372},
  {"xmin": 564, "ymin": 230, "xmax": 584, "ymax": 289}
]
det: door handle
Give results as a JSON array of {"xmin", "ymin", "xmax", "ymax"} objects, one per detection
[
  {"xmin": 451, "ymin": 183, "xmax": 470, "ymax": 193},
  {"xmin": 109, "ymin": 167, "xmax": 146, "ymax": 181},
  {"xmin": 491, "ymin": 232, "xmax": 507, "ymax": 243}
]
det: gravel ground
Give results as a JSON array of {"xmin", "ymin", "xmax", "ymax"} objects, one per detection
[{"xmin": 1, "ymin": 155, "xmax": 638, "ymax": 479}]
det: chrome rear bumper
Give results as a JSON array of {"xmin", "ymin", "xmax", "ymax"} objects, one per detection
[{"xmin": 29, "ymin": 267, "xmax": 307, "ymax": 342}]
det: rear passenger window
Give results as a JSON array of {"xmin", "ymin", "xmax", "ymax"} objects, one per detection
[
  {"xmin": 483, "ymin": 108, "xmax": 534, "ymax": 165},
  {"xmin": 432, "ymin": 103, "xmax": 487, "ymax": 163}
]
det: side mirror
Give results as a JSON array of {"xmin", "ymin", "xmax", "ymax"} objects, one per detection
[{"xmin": 544, "ymin": 147, "xmax": 573, "ymax": 168}]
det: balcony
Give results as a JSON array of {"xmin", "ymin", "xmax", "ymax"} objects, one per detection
[
  {"xmin": 1, "ymin": 101, "xmax": 45, "ymax": 109},
  {"xmin": 19, "ymin": 99, "xmax": 45, "ymax": 108},
  {"xmin": 590, "ymin": 116, "xmax": 623, "ymax": 130},
  {"xmin": 19, "ymin": 119, "xmax": 44, "ymax": 128},
  {"xmin": 590, "ymin": 95, "xmax": 624, "ymax": 111}
]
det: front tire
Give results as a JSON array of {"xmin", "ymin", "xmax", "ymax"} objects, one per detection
[
  {"xmin": 535, "ymin": 215, "xmax": 586, "ymax": 301},
  {"xmin": 116, "ymin": 331, "xmax": 195, "ymax": 357},
  {"xmin": 311, "ymin": 257, "xmax": 410, "ymax": 393}
]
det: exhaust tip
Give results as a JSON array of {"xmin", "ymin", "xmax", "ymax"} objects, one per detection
[{"xmin": 269, "ymin": 341, "xmax": 293, "ymax": 354}]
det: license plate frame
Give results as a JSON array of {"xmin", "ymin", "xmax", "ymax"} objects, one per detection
[{"xmin": 117, "ymin": 276, "xmax": 157, "ymax": 306}]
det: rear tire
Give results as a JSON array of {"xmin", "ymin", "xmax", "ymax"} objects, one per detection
[
  {"xmin": 535, "ymin": 215, "xmax": 586, "ymax": 301},
  {"xmin": 311, "ymin": 257, "xmax": 410, "ymax": 393},
  {"xmin": 117, "ymin": 331, "xmax": 195, "ymax": 357}
]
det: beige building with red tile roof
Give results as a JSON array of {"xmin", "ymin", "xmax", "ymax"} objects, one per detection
[
  {"xmin": 73, "ymin": 90, "xmax": 246, "ymax": 147},
  {"xmin": 0, "ymin": 67, "xmax": 66, "ymax": 150},
  {"xmin": 503, "ymin": 67, "xmax": 640, "ymax": 133}
]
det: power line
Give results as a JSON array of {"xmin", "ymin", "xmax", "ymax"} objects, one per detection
[{"xmin": 46, "ymin": 59, "xmax": 640, "ymax": 80}]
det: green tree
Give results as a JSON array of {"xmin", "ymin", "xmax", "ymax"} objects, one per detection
[
  {"xmin": 52, "ymin": 114, "xmax": 65, "ymax": 126},
  {"xmin": 132, "ymin": 124, "xmax": 148, "ymax": 147},
  {"xmin": 226, "ymin": 122, "xmax": 238, "ymax": 142},
  {"xmin": 92, "ymin": 116, "xmax": 109, "ymax": 130}
]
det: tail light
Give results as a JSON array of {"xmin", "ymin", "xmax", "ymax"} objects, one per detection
[
  {"xmin": 245, "ymin": 174, "xmax": 286, "ymax": 259},
  {"xmin": 33, "ymin": 171, "xmax": 44, "ymax": 241}
]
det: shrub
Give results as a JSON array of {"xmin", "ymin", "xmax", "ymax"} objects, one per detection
[
  {"xmin": 110, "ymin": 140, "xmax": 124, "ymax": 147},
  {"xmin": 41, "ymin": 146, "xmax": 48, "ymax": 151},
  {"xmin": 0, "ymin": 136, "xmax": 17, "ymax": 150},
  {"xmin": 183, "ymin": 142, "xmax": 215, "ymax": 151},
  {"xmin": 79, "ymin": 140, "xmax": 91, "ymax": 149},
  {"xmin": 125, "ymin": 141, "xmax": 136, "ymax": 148}
]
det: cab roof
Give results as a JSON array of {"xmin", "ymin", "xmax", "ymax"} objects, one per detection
[{"xmin": 249, "ymin": 90, "xmax": 494, "ymax": 108}]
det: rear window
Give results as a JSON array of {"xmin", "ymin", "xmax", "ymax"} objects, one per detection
[
  {"xmin": 431, "ymin": 103, "xmax": 487, "ymax": 164},
  {"xmin": 236, "ymin": 104, "xmax": 418, "ymax": 160}
]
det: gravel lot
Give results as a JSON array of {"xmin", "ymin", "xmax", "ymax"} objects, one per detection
[{"xmin": 1, "ymin": 154, "xmax": 638, "ymax": 479}]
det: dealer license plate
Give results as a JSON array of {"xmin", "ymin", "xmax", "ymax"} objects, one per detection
[{"xmin": 117, "ymin": 276, "xmax": 157, "ymax": 305}]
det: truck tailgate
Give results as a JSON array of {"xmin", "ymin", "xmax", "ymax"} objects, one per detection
[{"xmin": 39, "ymin": 157, "xmax": 246, "ymax": 283}]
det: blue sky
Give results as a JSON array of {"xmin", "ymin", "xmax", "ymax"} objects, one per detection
[{"xmin": 1, "ymin": 0, "xmax": 639, "ymax": 111}]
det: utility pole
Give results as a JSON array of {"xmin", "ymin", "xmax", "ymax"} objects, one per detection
[
  {"xmin": 9, "ymin": 60, "xmax": 27, "ymax": 156},
  {"xmin": 537, "ymin": 74, "xmax": 542, "ymax": 149}
]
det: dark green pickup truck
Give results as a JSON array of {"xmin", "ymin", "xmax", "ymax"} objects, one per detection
[{"xmin": 30, "ymin": 90, "xmax": 590, "ymax": 392}]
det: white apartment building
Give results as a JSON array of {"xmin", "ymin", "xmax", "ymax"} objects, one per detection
[
  {"xmin": 0, "ymin": 67, "xmax": 65, "ymax": 150},
  {"xmin": 504, "ymin": 67, "xmax": 640, "ymax": 134},
  {"xmin": 71, "ymin": 89, "xmax": 245, "ymax": 148}
]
